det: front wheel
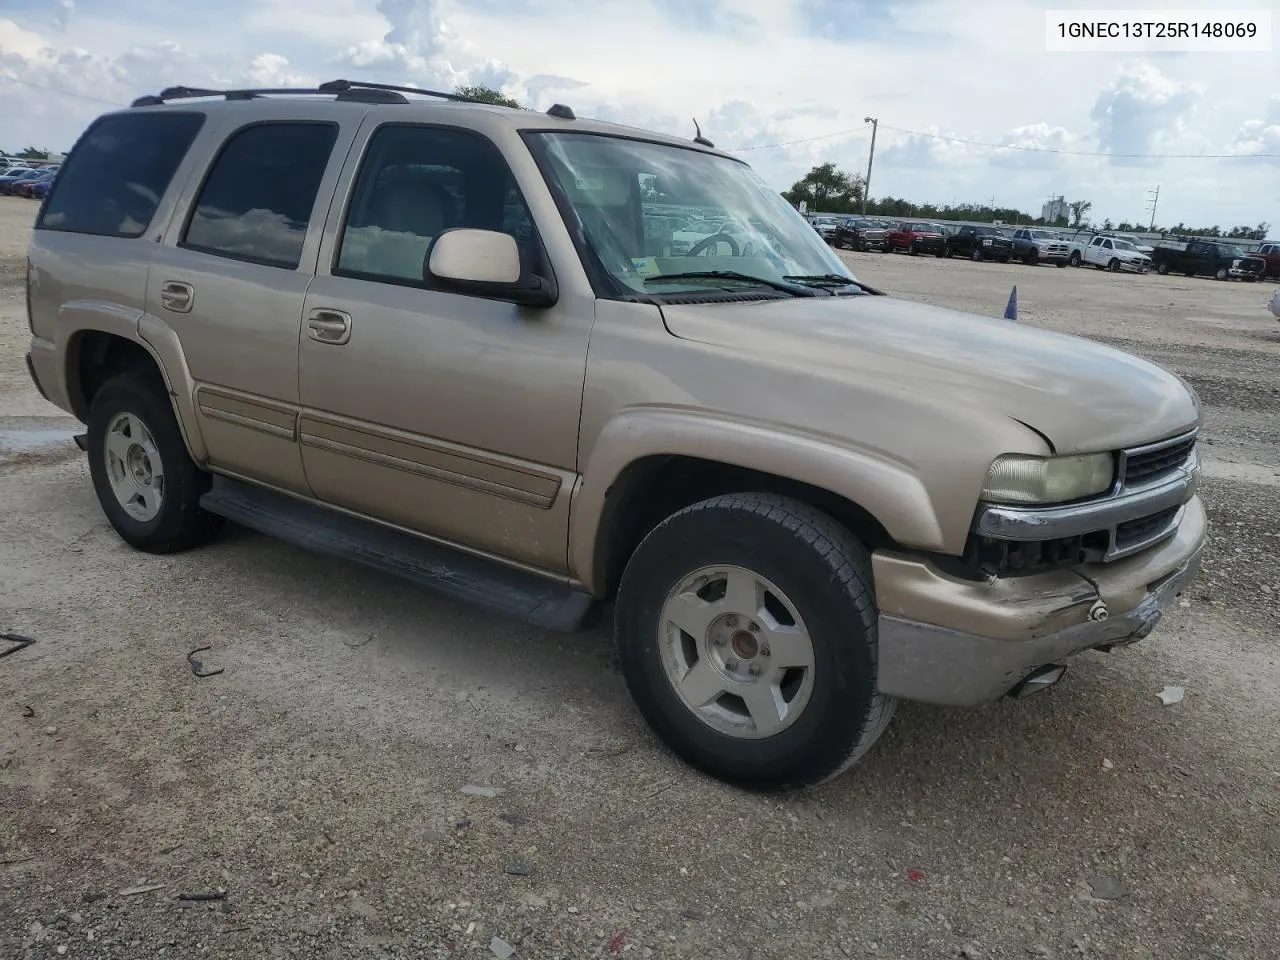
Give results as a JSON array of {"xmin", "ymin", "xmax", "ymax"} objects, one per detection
[
  {"xmin": 970, "ymin": 246, "xmax": 982, "ymax": 262},
  {"xmin": 1069, "ymin": 251, "xmax": 1081, "ymax": 267},
  {"xmin": 1215, "ymin": 267, "xmax": 1229, "ymax": 281},
  {"xmin": 87, "ymin": 373, "xmax": 224, "ymax": 553},
  {"xmin": 615, "ymin": 493, "xmax": 896, "ymax": 790},
  {"xmin": 1156, "ymin": 262, "xmax": 1170, "ymax": 275},
  {"xmin": 1108, "ymin": 258, "xmax": 1121, "ymax": 272}
]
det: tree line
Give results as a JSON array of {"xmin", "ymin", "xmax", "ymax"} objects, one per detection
[{"xmin": 783, "ymin": 162, "xmax": 1270, "ymax": 240}]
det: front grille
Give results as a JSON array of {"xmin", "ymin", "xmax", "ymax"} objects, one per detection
[
  {"xmin": 1123, "ymin": 435, "xmax": 1196, "ymax": 486},
  {"xmin": 1241, "ymin": 259, "xmax": 1265, "ymax": 274},
  {"xmin": 1114, "ymin": 507, "xmax": 1180, "ymax": 552}
]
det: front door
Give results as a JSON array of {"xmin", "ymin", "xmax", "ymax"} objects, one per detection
[
  {"xmin": 297, "ymin": 120, "xmax": 593, "ymax": 574},
  {"xmin": 146, "ymin": 106, "xmax": 354, "ymax": 494}
]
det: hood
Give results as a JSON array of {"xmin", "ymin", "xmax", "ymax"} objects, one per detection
[{"xmin": 660, "ymin": 294, "xmax": 1199, "ymax": 454}]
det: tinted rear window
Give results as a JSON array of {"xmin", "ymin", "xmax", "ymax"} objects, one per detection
[
  {"xmin": 182, "ymin": 122, "xmax": 338, "ymax": 270},
  {"xmin": 37, "ymin": 111, "xmax": 205, "ymax": 238}
]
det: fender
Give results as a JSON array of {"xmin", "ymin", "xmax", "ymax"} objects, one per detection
[
  {"xmin": 55, "ymin": 300, "xmax": 208, "ymax": 463},
  {"xmin": 569, "ymin": 408, "xmax": 947, "ymax": 594}
]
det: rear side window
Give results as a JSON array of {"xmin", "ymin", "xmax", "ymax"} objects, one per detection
[
  {"xmin": 182, "ymin": 122, "xmax": 338, "ymax": 270},
  {"xmin": 37, "ymin": 111, "xmax": 205, "ymax": 238}
]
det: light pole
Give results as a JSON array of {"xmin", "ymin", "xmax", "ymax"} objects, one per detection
[{"xmin": 862, "ymin": 116, "xmax": 878, "ymax": 216}]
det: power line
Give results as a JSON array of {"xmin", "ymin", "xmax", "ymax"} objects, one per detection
[
  {"xmin": 737, "ymin": 120, "xmax": 1278, "ymax": 160},
  {"xmin": 0, "ymin": 73, "xmax": 125, "ymax": 108}
]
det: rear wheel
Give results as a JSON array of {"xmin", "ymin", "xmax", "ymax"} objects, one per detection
[
  {"xmin": 87, "ymin": 373, "xmax": 223, "ymax": 553},
  {"xmin": 615, "ymin": 493, "xmax": 896, "ymax": 790}
]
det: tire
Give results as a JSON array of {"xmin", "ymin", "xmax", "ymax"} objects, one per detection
[
  {"xmin": 87, "ymin": 372, "xmax": 223, "ymax": 553},
  {"xmin": 943, "ymin": 244, "xmax": 952, "ymax": 258},
  {"xmin": 970, "ymin": 246, "xmax": 982, "ymax": 262},
  {"xmin": 1055, "ymin": 261, "xmax": 1067, "ymax": 268},
  {"xmin": 1024, "ymin": 251, "xmax": 1037, "ymax": 266},
  {"xmin": 1001, "ymin": 255, "xmax": 1012, "ymax": 264},
  {"xmin": 1108, "ymin": 258, "xmax": 1121, "ymax": 272},
  {"xmin": 1069, "ymin": 251, "xmax": 1081, "ymax": 267},
  {"xmin": 614, "ymin": 493, "xmax": 896, "ymax": 790},
  {"xmin": 909, "ymin": 243, "xmax": 919, "ymax": 256},
  {"xmin": 1156, "ymin": 262, "xmax": 1170, "ymax": 275},
  {"xmin": 1215, "ymin": 267, "xmax": 1228, "ymax": 281}
]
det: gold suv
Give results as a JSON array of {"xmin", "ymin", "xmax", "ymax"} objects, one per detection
[{"xmin": 26, "ymin": 80, "xmax": 1206, "ymax": 789}]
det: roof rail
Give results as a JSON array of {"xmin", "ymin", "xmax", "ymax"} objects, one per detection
[
  {"xmin": 318, "ymin": 79, "xmax": 488, "ymax": 104},
  {"xmin": 129, "ymin": 79, "xmax": 514, "ymax": 110},
  {"xmin": 130, "ymin": 84, "xmax": 413, "ymax": 108}
]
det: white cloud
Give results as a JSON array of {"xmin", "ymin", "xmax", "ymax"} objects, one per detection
[
  {"xmin": 1090, "ymin": 61, "xmax": 1200, "ymax": 166},
  {"xmin": 0, "ymin": 0, "xmax": 1275, "ymax": 234},
  {"xmin": 1230, "ymin": 97, "xmax": 1280, "ymax": 164}
]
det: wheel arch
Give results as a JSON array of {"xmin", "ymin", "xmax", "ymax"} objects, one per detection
[{"xmin": 571, "ymin": 412, "xmax": 945, "ymax": 598}]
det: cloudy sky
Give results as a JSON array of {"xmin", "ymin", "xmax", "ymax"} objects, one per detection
[{"xmin": 1, "ymin": 0, "xmax": 1277, "ymax": 232}]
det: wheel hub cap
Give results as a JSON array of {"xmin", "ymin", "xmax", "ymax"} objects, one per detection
[
  {"xmin": 658, "ymin": 565, "xmax": 817, "ymax": 740},
  {"xmin": 104, "ymin": 412, "xmax": 165, "ymax": 523}
]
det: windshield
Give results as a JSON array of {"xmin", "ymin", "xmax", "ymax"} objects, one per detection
[
  {"xmin": 1219, "ymin": 244, "xmax": 1246, "ymax": 258},
  {"xmin": 1112, "ymin": 239, "xmax": 1136, "ymax": 251},
  {"xmin": 527, "ymin": 132, "xmax": 856, "ymax": 297}
]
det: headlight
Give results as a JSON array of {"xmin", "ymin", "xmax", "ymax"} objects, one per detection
[
  {"xmin": 981, "ymin": 453, "xmax": 1114, "ymax": 504},
  {"xmin": 982, "ymin": 238, "xmax": 992, "ymax": 245}
]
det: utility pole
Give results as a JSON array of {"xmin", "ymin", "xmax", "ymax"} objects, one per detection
[
  {"xmin": 1146, "ymin": 185, "xmax": 1160, "ymax": 231},
  {"xmin": 861, "ymin": 116, "xmax": 878, "ymax": 216}
]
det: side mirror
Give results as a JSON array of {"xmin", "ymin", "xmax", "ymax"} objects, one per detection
[{"xmin": 424, "ymin": 228, "xmax": 557, "ymax": 308}]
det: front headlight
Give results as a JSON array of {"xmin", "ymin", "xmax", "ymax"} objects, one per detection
[{"xmin": 981, "ymin": 453, "xmax": 1114, "ymax": 505}]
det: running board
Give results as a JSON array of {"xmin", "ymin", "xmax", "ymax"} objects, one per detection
[{"xmin": 199, "ymin": 476, "xmax": 598, "ymax": 632}]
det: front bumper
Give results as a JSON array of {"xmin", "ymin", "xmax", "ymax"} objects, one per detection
[
  {"xmin": 1228, "ymin": 267, "xmax": 1262, "ymax": 279},
  {"xmin": 873, "ymin": 494, "xmax": 1207, "ymax": 706}
]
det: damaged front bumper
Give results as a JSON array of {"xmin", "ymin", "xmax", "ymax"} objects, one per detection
[{"xmin": 872, "ymin": 495, "xmax": 1206, "ymax": 706}]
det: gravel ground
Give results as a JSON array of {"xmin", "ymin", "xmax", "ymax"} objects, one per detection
[{"xmin": 2, "ymin": 195, "xmax": 1279, "ymax": 960}]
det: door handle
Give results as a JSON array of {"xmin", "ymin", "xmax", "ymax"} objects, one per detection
[
  {"xmin": 159, "ymin": 281, "xmax": 193, "ymax": 313},
  {"xmin": 306, "ymin": 308, "xmax": 352, "ymax": 345}
]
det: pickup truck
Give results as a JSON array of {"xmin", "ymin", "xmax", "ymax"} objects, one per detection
[
  {"xmin": 1010, "ymin": 228, "xmax": 1070, "ymax": 267},
  {"xmin": 1066, "ymin": 235, "xmax": 1151, "ymax": 273},
  {"xmin": 834, "ymin": 217, "xmax": 888, "ymax": 252},
  {"xmin": 1249, "ymin": 241, "xmax": 1280, "ymax": 279},
  {"xmin": 885, "ymin": 221, "xmax": 947, "ymax": 256},
  {"xmin": 1150, "ymin": 240, "xmax": 1266, "ymax": 281},
  {"xmin": 945, "ymin": 225, "xmax": 1014, "ymax": 262}
]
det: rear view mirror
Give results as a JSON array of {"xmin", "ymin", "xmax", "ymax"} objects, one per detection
[{"xmin": 424, "ymin": 228, "xmax": 556, "ymax": 308}]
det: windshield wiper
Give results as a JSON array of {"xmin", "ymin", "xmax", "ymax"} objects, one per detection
[
  {"xmin": 782, "ymin": 273, "xmax": 869, "ymax": 293},
  {"xmin": 643, "ymin": 271, "xmax": 817, "ymax": 297}
]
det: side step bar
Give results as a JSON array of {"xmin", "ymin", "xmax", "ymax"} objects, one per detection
[{"xmin": 199, "ymin": 476, "xmax": 598, "ymax": 632}]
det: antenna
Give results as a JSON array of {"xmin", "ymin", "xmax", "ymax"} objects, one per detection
[{"xmin": 692, "ymin": 118, "xmax": 714, "ymax": 148}]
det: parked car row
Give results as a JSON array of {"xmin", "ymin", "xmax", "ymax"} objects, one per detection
[
  {"xmin": 808, "ymin": 214, "xmax": 1273, "ymax": 282},
  {"xmin": 0, "ymin": 164, "xmax": 60, "ymax": 198}
]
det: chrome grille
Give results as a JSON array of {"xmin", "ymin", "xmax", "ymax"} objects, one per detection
[{"xmin": 1121, "ymin": 432, "xmax": 1196, "ymax": 488}]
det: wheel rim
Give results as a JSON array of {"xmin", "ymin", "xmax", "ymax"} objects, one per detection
[
  {"xmin": 104, "ymin": 412, "xmax": 165, "ymax": 522},
  {"xmin": 658, "ymin": 565, "xmax": 816, "ymax": 740}
]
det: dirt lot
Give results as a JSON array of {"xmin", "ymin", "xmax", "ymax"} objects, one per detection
[{"xmin": 2, "ymin": 194, "xmax": 1278, "ymax": 959}]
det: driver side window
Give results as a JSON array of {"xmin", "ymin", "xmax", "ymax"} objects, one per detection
[{"xmin": 335, "ymin": 124, "xmax": 538, "ymax": 286}]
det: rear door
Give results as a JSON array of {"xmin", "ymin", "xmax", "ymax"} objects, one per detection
[{"xmin": 146, "ymin": 103, "xmax": 359, "ymax": 494}]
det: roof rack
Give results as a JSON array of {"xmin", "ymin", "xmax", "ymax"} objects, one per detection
[
  {"xmin": 129, "ymin": 79, "xmax": 496, "ymax": 109},
  {"xmin": 131, "ymin": 85, "xmax": 407, "ymax": 107}
]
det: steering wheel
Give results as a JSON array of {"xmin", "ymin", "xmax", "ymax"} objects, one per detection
[{"xmin": 687, "ymin": 233, "xmax": 740, "ymax": 257}]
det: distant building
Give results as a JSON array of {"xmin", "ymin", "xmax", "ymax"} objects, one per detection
[{"xmin": 1041, "ymin": 196, "xmax": 1068, "ymax": 222}]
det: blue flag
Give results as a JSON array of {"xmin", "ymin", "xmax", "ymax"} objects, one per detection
[{"xmin": 1003, "ymin": 285, "xmax": 1018, "ymax": 321}]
